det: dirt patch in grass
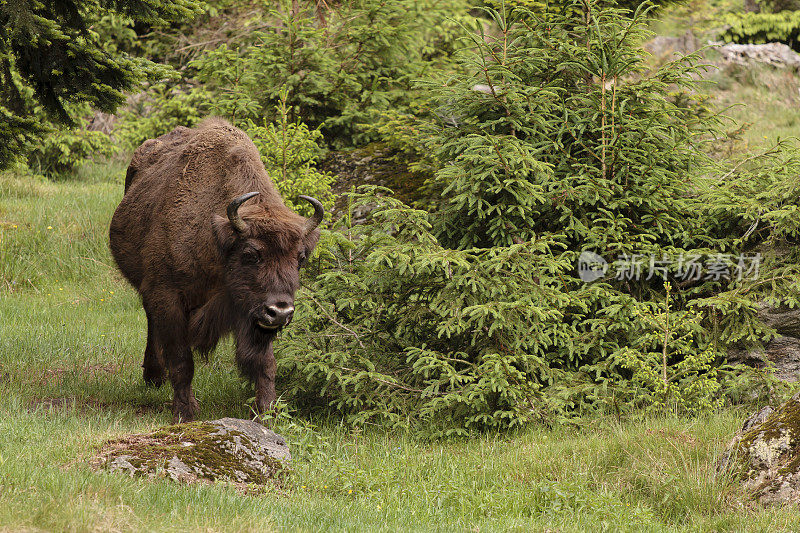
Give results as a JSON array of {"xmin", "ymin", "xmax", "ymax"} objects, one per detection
[{"xmin": 26, "ymin": 396, "xmax": 164, "ymax": 416}]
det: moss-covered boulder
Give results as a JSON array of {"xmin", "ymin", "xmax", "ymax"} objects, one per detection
[
  {"xmin": 95, "ymin": 418, "xmax": 290, "ymax": 489},
  {"xmin": 718, "ymin": 394, "xmax": 800, "ymax": 504}
]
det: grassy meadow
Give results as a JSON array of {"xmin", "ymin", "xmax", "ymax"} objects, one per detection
[
  {"xmin": 0, "ymin": 155, "xmax": 799, "ymax": 532},
  {"xmin": 4, "ymin": 62, "xmax": 800, "ymax": 531}
]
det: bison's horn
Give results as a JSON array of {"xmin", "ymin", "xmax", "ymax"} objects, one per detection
[
  {"xmin": 299, "ymin": 195, "xmax": 324, "ymax": 235},
  {"xmin": 227, "ymin": 192, "xmax": 260, "ymax": 233}
]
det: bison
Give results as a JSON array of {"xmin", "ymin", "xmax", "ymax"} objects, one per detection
[{"xmin": 109, "ymin": 118, "xmax": 322, "ymax": 422}]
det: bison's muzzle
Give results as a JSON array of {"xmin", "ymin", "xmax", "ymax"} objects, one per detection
[{"xmin": 254, "ymin": 301, "xmax": 294, "ymax": 331}]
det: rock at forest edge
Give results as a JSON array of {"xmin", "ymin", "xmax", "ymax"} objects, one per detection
[{"xmin": 95, "ymin": 417, "xmax": 290, "ymax": 489}]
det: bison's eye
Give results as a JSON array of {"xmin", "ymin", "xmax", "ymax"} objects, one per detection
[
  {"xmin": 297, "ymin": 250, "xmax": 307, "ymax": 268},
  {"xmin": 242, "ymin": 249, "xmax": 261, "ymax": 265}
]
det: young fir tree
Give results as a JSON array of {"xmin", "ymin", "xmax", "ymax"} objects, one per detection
[
  {"xmin": 421, "ymin": 2, "xmax": 759, "ymax": 411},
  {"xmin": 426, "ymin": 3, "xmax": 715, "ymax": 255},
  {"xmin": 424, "ymin": 1, "xmax": 800, "ymax": 393},
  {"xmin": 281, "ymin": 187, "xmax": 577, "ymax": 435},
  {"xmin": 277, "ymin": 2, "xmax": 762, "ymax": 433},
  {"xmin": 0, "ymin": 0, "xmax": 203, "ymax": 170},
  {"xmin": 169, "ymin": 0, "xmax": 472, "ymax": 148}
]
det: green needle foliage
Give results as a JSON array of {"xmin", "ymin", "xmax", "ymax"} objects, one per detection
[
  {"xmin": 118, "ymin": 0, "xmax": 472, "ymax": 149},
  {"xmin": 0, "ymin": 0, "xmax": 204, "ymax": 170},
  {"xmin": 694, "ymin": 143, "xmax": 800, "ymax": 346},
  {"xmin": 278, "ymin": 2, "xmax": 800, "ymax": 433},
  {"xmin": 425, "ymin": 2, "xmax": 716, "ymax": 254},
  {"xmin": 282, "ymin": 187, "xmax": 579, "ymax": 436},
  {"xmin": 245, "ymin": 89, "xmax": 336, "ymax": 220}
]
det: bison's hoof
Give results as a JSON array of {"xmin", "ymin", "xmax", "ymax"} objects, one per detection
[
  {"xmin": 142, "ymin": 365, "xmax": 166, "ymax": 387},
  {"xmin": 172, "ymin": 395, "xmax": 200, "ymax": 424},
  {"xmin": 143, "ymin": 370, "xmax": 166, "ymax": 388}
]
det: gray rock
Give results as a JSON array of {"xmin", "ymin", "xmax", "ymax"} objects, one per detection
[
  {"xmin": 166, "ymin": 455, "xmax": 195, "ymax": 482},
  {"xmin": 728, "ymin": 306, "xmax": 800, "ymax": 381},
  {"xmin": 759, "ymin": 306, "xmax": 800, "ymax": 338},
  {"xmin": 712, "ymin": 42, "xmax": 800, "ymax": 70},
  {"xmin": 742, "ymin": 406, "xmax": 776, "ymax": 433},
  {"xmin": 728, "ymin": 336, "xmax": 800, "ymax": 381},
  {"xmin": 98, "ymin": 418, "xmax": 290, "ymax": 487},
  {"xmin": 644, "ymin": 30, "xmax": 699, "ymax": 57},
  {"xmin": 107, "ymin": 455, "xmax": 138, "ymax": 475},
  {"xmin": 718, "ymin": 394, "xmax": 800, "ymax": 505}
]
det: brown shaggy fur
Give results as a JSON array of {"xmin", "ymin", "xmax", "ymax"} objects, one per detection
[{"xmin": 109, "ymin": 118, "xmax": 320, "ymax": 422}]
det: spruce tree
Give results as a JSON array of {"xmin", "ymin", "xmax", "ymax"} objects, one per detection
[
  {"xmin": 277, "ymin": 3, "xmax": 748, "ymax": 432},
  {"xmin": 425, "ymin": 3, "xmax": 715, "ymax": 255},
  {"xmin": 0, "ymin": 0, "xmax": 203, "ymax": 170}
]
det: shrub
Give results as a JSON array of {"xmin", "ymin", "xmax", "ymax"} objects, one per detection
[
  {"xmin": 719, "ymin": 11, "xmax": 800, "ymax": 51},
  {"xmin": 422, "ymin": 3, "xmax": 717, "ymax": 252},
  {"xmin": 276, "ymin": 2, "xmax": 800, "ymax": 432},
  {"xmin": 0, "ymin": 0, "xmax": 203, "ymax": 170},
  {"xmin": 117, "ymin": 0, "xmax": 473, "ymax": 149},
  {"xmin": 281, "ymin": 188, "xmax": 579, "ymax": 435},
  {"xmin": 115, "ymin": 83, "xmax": 209, "ymax": 149},
  {"xmin": 244, "ymin": 90, "xmax": 336, "ymax": 219},
  {"xmin": 26, "ymin": 126, "xmax": 113, "ymax": 179},
  {"xmin": 693, "ymin": 142, "xmax": 800, "ymax": 349},
  {"xmin": 613, "ymin": 283, "xmax": 723, "ymax": 415}
]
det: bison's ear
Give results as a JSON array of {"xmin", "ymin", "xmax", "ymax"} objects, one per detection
[
  {"xmin": 212, "ymin": 215, "xmax": 237, "ymax": 254},
  {"xmin": 303, "ymin": 227, "xmax": 321, "ymax": 256}
]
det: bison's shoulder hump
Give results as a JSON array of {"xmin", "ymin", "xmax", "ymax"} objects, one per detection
[
  {"xmin": 125, "ymin": 119, "xmax": 268, "ymax": 193},
  {"xmin": 184, "ymin": 119, "xmax": 264, "ymax": 170},
  {"xmin": 125, "ymin": 126, "xmax": 194, "ymax": 191},
  {"xmin": 133, "ymin": 126, "xmax": 192, "ymax": 163},
  {"xmin": 190, "ymin": 119, "xmax": 256, "ymax": 152}
]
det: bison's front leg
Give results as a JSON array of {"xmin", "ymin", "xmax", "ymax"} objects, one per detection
[
  {"xmin": 167, "ymin": 345, "xmax": 200, "ymax": 423},
  {"xmin": 254, "ymin": 342, "xmax": 277, "ymax": 417},
  {"xmin": 142, "ymin": 311, "xmax": 166, "ymax": 387},
  {"xmin": 235, "ymin": 331, "xmax": 278, "ymax": 421},
  {"xmin": 145, "ymin": 294, "xmax": 199, "ymax": 423}
]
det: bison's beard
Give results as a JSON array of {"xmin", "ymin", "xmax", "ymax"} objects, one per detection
[
  {"xmin": 234, "ymin": 319, "xmax": 278, "ymax": 381},
  {"xmin": 188, "ymin": 293, "xmax": 279, "ymax": 381}
]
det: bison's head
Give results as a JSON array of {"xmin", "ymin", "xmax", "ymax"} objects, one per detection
[{"xmin": 211, "ymin": 192, "xmax": 322, "ymax": 339}]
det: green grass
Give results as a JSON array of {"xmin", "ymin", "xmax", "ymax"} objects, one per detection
[
  {"xmin": 704, "ymin": 60, "xmax": 800, "ymax": 151},
  {"xmin": 4, "ymin": 405, "xmax": 800, "ymax": 533},
  {"xmin": 1, "ymin": 158, "xmax": 800, "ymax": 531},
  {"xmin": 644, "ymin": 1, "xmax": 800, "ymax": 151}
]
